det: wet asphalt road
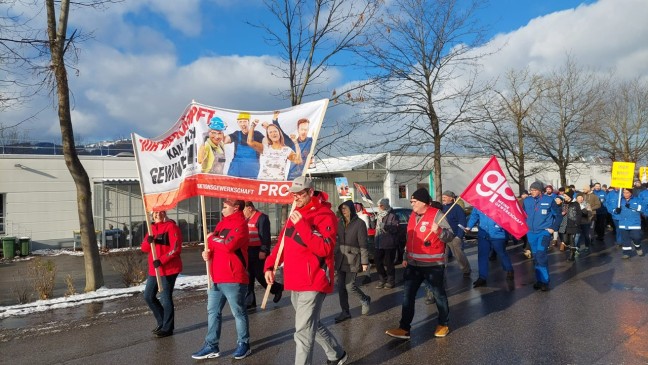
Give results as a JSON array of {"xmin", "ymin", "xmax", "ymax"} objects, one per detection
[{"xmin": 2, "ymin": 235, "xmax": 648, "ymax": 365}]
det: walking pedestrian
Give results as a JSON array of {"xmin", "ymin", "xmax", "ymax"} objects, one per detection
[
  {"xmin": 465, "ymin": 207, "xmax": 514, "ymax": 287},
  {"xmin": 592, "ymin": 183, "xmax": 608, "ymax": 241},
  {"xmin": 441, "ymin": 191, "xmax": 472, "ymax": 278},
  {"xmin": 374, "ymin": 198, "xmax": 399, "ymax": 289},
  {"xmin": 523, "ymin": 181, "xmax": 561, "ymax": 291},
  {"xmin": 385, "ymin": 188, "xmax": 454, "ymax": 340},
  {"xmin": 264, "ymin": 176, "xmax": 348, "ymax": 365},
  {"xmin": 141, "ymin": 210, "xmax": 183, "ymax": 338},
  {"xmin": 334, "ymin": 201, "xmax": 371, "ymax": 323},
  {"xmin": 192, "ymin": 199, "xmax": 251, "ymax": 360},
  {"xmin": 616, "ymin": 188, "xmax": 645, "ymax": 259},
  {"xmin": 243, "ymin": 201, "xmax": 284, "ymax": 310}
]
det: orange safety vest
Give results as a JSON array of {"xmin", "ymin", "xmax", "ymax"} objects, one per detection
[
  {"xmin": 405, "ymin": 206, "xmax": 445, "ymax": 264},
  {"xmin": 247, "ymin": 210, "xmax": 262, "ymax": 247}
]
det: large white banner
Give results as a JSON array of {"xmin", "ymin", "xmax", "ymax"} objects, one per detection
[{"xmin": 133, "ymin": 99, "xmax": 328, "ymax": 211}]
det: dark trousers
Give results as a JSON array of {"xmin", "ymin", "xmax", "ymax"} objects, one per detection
[
  {"xmin": 400, "ymin": 264, "xmax": 449, "ymax": 331},
  {"xmin": 594, "ymin": 212, "xmax": 606, "ymax": 239},
  {"xmin": 246, "ymin": 246, "xmax": 282, "ymax": 306},
  {"xmin": 375, "ymin": 248, "xmax": 396, "ymax": 285},
  {"xmin": 143, "ymin": 273, "xmax": 178, "ymax": 332}
]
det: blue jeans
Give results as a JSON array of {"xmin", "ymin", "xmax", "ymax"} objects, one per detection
[
  {"xmin": 477, "ymin": 237, "xmax": 513, "ymax": 280},
  {"xmin": 527, "ymin": 231, "xmax": 551, "ymax": 284},
  {"xmin": 577, "ymin": 224, "xmax": 591, "ymax": 248},
  {"xmin": 143, "ymin": 274, "xmax": 178, "ymax": 332},
  {"xmin": 204, "ymin": 283, "xmax": 249, "ymax": 347},
  {"xmin": 399, "ymin": 264, "xmax": 449, "ymax": 331}
]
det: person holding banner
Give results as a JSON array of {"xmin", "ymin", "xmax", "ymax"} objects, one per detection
[
  {"xmin": 248, "ymin": 119, "xmax": 302, "ymax": 181},
  {"xmin": 616, "ymin": 188, "xmax": 644, "ymax": 259},
  {"xmin": 198, "ymin": 116, "xmax": 227, "ymax": 174},
  {"xmin": 385, "ymin": 188, "xmax": 454, "ymax": 340},
  {"xmin": 465, "ymin": 207, "xmax": 514, "ymax": 287},
  {"xmin": 523, "ymin": 181, "xmax": 561, "ymax": 292},
  {"xmin": 243, "ymin": 201, "xmax": 284, "ymax": 309},
  {"xmin": 263, "ymin": 176, "xmax": 348, "ymax": 365},
  {"xmin": 192, "ymin": 199, "xmax": 251, "ymax": 360},
  {"xmin": 224, "ymin": 112, "xmax": 264, "ymax": 178},
  {"xmin": 141, "ymin": 211, "xmax": 183, "ymax": 338}
]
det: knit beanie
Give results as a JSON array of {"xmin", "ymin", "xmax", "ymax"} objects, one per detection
[
  {"xmin": 378, "ymin": 198, "xmax": 391, "ymax": 209},
  {"xmin": 411, "ymin": 188, "xmax": 432, "ymax": 204},
  {"xmin": 529, "ymin": 181, "xmax": 544, "ymax": 191}
]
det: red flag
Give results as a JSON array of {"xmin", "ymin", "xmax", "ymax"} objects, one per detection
[
  {"xmin": 353, "ymin": 182, "xmax": 373, "ymax": 204},
  {"xmin": 460, "ymin": 156, "xmax": 528, "ymax": 239}
]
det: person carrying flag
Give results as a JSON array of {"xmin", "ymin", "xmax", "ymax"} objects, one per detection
[{"xmin": 385, "ymin": 188, "xmax": 454, "ymax": 340}]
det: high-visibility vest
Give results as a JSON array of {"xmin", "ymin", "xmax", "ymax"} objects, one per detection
[
  {"xmin": 405, "ymin": 207, "xmax": 445, "ymax": 263},
  {"xmin": 247, "ymin": 210, "xmax": 262, "ymax": 247}
]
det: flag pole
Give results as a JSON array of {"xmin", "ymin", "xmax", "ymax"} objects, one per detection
[
  {"xmin": 131, "ymin": 133, "xmax": 163, "ymax": 292},
  {"xmin": 261, "ymin": 100, "xmax": 329, "ymax": 310},
  {"xmin": 422, "ymin": 197, "xmax": 462, "ymax": 242},
  {"xmin": 201, "ymin": 196, "xmax": 212, "ymax": 289}
]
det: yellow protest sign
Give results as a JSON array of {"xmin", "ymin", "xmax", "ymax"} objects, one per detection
[
  {"xmin": 640, "ymin": 166, "xmax": 648, "ymax": 183},
  {"xmin": 611, "ymin": 161, "xmax": 636, "ymax": 188}
]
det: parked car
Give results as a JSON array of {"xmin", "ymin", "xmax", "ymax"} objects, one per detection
[{"xmin": 365, "ymin": 207, "xmax": 413, "ymax": 263}]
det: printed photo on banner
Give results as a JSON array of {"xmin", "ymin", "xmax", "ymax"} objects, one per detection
[
  {"xmin": 132, "ymin": 99, "xmax": 329, "ymax": 210},
  {"xmin": 336, "ymin": 177, "xmax": 352, "ymax": 199}
]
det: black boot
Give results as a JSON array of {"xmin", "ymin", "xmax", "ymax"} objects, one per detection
[{"xmin": 568, "ymin": 248, "xmax": 576, "ymax": 261}]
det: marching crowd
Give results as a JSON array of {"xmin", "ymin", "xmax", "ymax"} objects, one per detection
[{"xmin": 137, "ymin": 175, "xmax": 647, "ymax": 365}]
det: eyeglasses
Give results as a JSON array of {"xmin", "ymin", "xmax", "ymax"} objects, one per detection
[{"xmin": 292, "ymin": 190, "xmax": 309, "ymax": 197}]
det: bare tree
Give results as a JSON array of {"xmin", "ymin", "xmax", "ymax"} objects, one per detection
[
  {"xmin": 467, "ymin": 68, "xmax": 546, "ymax": 193},
  {"xmin": 525, "ymin": 57, "xmax": 606, "ymax": 187},
  {"xmin": 44, "ymin": 0, "xmax": 104, "ymax": 291},
  {"xmin": 356, "ymin": 0, "xmax": 490, "ymax": 198},
  {"xmin": 590, "ymin": 77, "xmax": 648, "ymax": 167}
]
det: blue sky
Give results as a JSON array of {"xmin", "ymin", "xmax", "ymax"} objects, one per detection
[{"xmin": 2, "ymin": 0, "xmax": 645, "ymax": 145}]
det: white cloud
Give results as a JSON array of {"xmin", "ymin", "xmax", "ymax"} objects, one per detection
[{"xmin": 479, "ymin": 0, "xmax": 648, "ymax": 79}]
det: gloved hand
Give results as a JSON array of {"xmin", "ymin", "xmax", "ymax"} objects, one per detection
[
  {"xmin": 614, "ymin": 207, "xmax": 621, "ymax": 214},
  {"xmin": 625, "ymin": 203, "xmax": 630, "ymax": 208},
  {"xmin": 424, "ymin": 240, "xmax": 431, "ymax": 247},
  {"xmin": 147, "ymin": 235, "xmax": 154, "ymax": 243},
  {"xmin": 153, "ymin": 259, "xmax": 161, "ymax": 268}
]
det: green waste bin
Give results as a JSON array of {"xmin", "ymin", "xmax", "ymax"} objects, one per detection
[
  {"xmin": 2, "ymin": 236, "xmax": 16, "ymax": 260},
  {"xmin": 19, "ymin": 237, "xmax": 31, "ymax": 256}
]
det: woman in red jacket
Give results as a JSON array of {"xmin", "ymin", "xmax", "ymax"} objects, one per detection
[
  {"xmin": 141, "ymin": 210, "xmax": 183, "ymax": 338},
  {"xmin": 192, "ymin": 199, "xmax": 251, "ymax": 360}
]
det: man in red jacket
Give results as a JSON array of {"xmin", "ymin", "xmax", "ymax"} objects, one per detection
[
  {"xmin": 141, "ymin": 210, "xmax": 183, "ymax": 338},
  {"xmin": 264, "ymin": 176, "xmax": 348, "ymax": 365},
  {"xmin": 192, "ymin": 199, "xmax": 251, "ymax": 360}
]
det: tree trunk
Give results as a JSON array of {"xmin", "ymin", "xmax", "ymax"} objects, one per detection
[{"xmin": 46, "ymin": 0, "xmax": 104, "ymax": 291}]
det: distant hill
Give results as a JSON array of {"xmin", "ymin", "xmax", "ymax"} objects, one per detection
[{"xmin": 0, "ymin": 139, "xmax": 134, "ymax": 156}]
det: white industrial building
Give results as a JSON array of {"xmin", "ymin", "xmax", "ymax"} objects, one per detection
[{"xmin": 0, "ymin": 153, "xmax": 612, "ymax": 250}]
